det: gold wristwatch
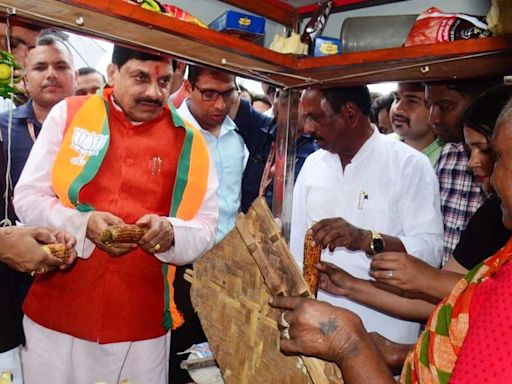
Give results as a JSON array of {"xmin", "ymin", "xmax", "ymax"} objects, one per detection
[{"xmin": 369, "ymin": 230, "xmax": 385, "ymax": 256}]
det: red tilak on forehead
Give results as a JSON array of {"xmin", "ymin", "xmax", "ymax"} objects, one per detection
[{"xmin": 154, "ymin": 66, "xmax": 160, "ymax": 77}]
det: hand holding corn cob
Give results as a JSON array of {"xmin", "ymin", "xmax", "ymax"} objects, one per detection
[
  {"xmin": 0, "ymin": 226, "xmax": 76, "ymax": 274},
  {"xmin": 136, "ymin": 213, "xmax": 174, "ymax": 255},
  {"xmin": 86, "ymin": 212, "xmax": 174, "ymax": 256},
  {"xmin": 100, "ymin": 224, "xmax": 148, "ymax": 245},
  {"xmin": 87, "ymin": 212, "xmax": 138, "ymax": 256}
]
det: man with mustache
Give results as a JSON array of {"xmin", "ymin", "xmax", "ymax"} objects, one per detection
[
  {"xmin": 13, "ymin": 45, "xmax": 218, "ymax": 383},
  {"xmin": 390, "ymin": 82, "xmax": 442, "ymax": 167},
  {"xmin": 0, "ymin": 34, "xmax": 76, "ymax": 187},
  {"xmin": 290, "ymin": 86, "xmax": 442, "ymax": 345}
]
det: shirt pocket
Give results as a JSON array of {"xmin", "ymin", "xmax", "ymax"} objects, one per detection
[
  {"xmin": 142, "ymin": 157, "xmax": 179, "ymax": 206},
  {"xmin": 357, "ymin": 196, "xmax": 395, "ymax": 232}
]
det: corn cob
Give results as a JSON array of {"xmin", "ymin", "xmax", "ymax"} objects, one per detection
[
  {"xmin": 303, "ymin": 229, "xmax": 322, "ymax": 297},
  {"xmin": 42, "ymin": 243, "xmax": 70, "ymax": 263},
  {"xmin": 100, "ymin": 224, "xmax": 148, "ymax": 245}
]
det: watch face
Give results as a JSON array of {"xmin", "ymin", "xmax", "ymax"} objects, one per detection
[{"xmin": 373, "ymin": 238, "xmax": 385, "ymax": 253}]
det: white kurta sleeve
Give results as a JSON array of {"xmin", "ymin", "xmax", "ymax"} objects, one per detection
[
  {"xmin": 13, "ymin": 100, "xmax": 96, "ymax": 258},
  {"xmin": 154, "ymin": 146, "xmax": 219, "ymax": 265},
  {"xmin": 397, "ymin": 155, "xmax": 443, "ymax": 267},
  {"xmin": 289, "ymin": 161, "xmax": 309, "ymax": 269}
]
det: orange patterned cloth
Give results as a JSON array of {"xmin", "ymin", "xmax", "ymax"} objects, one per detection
[{"xmin": 401, "ymin": 236, "xmax": 512, "ymax": 384}]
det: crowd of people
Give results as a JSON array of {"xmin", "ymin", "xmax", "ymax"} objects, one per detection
[{"xmin": 0, "ymin": 18, "xmax": 512, "ymax": 384}]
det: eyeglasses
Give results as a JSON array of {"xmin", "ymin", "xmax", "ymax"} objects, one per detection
[{"xmin": 191, "ymin": 83, "xmax": 240, "ymax": 102}]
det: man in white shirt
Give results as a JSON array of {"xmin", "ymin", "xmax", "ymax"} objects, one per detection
[{"xmin": 291, "ymin": 86, "xmax": 443, "ymax": 344}]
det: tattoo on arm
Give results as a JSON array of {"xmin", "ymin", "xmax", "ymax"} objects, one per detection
[{"xmin": 319, "ymin": 318, "xmax": 338, "ymax": 335}]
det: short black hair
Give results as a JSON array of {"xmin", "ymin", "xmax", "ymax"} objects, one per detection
[
  {"xmin": 425, "ymin": 78, "xmax": 503, "ymax": 101},
  {"xmin": 78, "ymin": 67, "xmax": 106, "ymax": 82},
  {"xmin": 111, "ymin": 44, "xmax": 167, "ymax": 69},
  {"xmin": 36, "ymin": 34, "xmax": 72, "ymax": 55},
  {"xmin": 266, "ymin": 85, "xmax": 276, "ymax": 98},
  {"xmin": 187, "ymin": 64, "xmax": 208, "ymax": 84},
  {"xmin": 252, "ymin": 94, "xmax": 272, "ymax": 108},
  {"xmin": 323, "ymin": 85, "xmax": 372, "ymax": 116},
  {"xmin": 370, "ymin": 92, "xmax": 394, "ymax": 124},
  {"xmin": 187, "ymin": 64, "xmax": 235, "ymax": 85},
  {"xmin": 462, "ymin": 84, "xmax": 512, "ymax": 141}
]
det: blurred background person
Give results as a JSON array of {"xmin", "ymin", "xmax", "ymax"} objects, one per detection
[
  {"xmin": 238, "ymin": 84, "xmax": 252, "ymax": 103},
  {"xmin": 251, "ymin": 93, "xmax": 272, "ymax": 114},
  {"xmin": 370, "ymin": 92, "xmax": 394, "ymax": 134},
  {"xmin": 0, "ymin": 20, "xmax": 42, "ymax": 109},
  {"xmin": 75, "ymin": 66, "xmax": 105, "ymax": 96}
]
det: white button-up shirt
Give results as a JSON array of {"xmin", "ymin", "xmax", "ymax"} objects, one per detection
[{"xmin": 290, "ymin": 128, "xmax": 443, "ymax": 344}]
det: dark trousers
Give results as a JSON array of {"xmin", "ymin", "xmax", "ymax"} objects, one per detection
[{"xmin": 169, "ymin": 265, "xmax": 207, "ymax": 384}]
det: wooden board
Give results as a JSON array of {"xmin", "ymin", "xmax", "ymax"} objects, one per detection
[
  {"xmin": 186, "ymin": 198, "xmax": 342, "ymax": 384},
  {"xmin": 0, "ymin": 0, "xmax": 511, "ymax": 88}
]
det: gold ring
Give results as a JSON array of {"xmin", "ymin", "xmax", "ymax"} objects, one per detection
[
  {"xmin": 154, "ymin": 243, "xmax": 161, "ymax": 252},
  {"xmin": 30, "ymin": 265, "xmax": 47, "ymax": 276}
]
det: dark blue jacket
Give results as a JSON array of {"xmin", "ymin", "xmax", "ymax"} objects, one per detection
[
  {"xmin": 234, "ymin": 99, "xmax": 318, "ymax": 212},
  {"xmin": 0, "ymin": 100, "xmax": 42, "ymax": 186}
]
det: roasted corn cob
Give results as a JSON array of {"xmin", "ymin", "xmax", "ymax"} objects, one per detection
[
  {"xmin": 100, "ymin": 224, "xmax": 148, "ymax": 245},
  {"xmin": 303, "ymin": 229, "xmax": 322, "ymax": 297},
  {"xmin": 42, "ymin": 243, "xmax": 70, "ymax": 263}
]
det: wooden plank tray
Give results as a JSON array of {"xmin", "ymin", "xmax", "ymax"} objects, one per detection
[{"xmin": 186, "ymin": 198, "xmax": 342, "ymax": 384}]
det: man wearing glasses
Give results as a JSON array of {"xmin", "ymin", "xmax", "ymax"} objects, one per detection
[
  {"xmin": 179, "ymin": 65, "xmax": 245, "ymax": 241},
  {"xmin": 172, "ymin": 64, "xmax": 247, "ymax": 383}
]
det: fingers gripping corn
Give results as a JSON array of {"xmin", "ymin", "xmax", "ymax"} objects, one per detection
[
  {"xmin": 303, "ymin": 230, "xmax": 322, "ymax": 297},
  {"xmin": 42, "ymin": 243, "xmax": 70, "ymax": 263},
  {"xmin": 100, "ymin": 225, "xmax": 148, "ymax": 245}
]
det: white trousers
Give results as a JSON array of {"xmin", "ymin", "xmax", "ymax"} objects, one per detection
[
  {"xmin": 0, "ymin": 346, "xmax": 23, "ymax": 384},
  {"xmin": 22, "ymin": 317, "xmax": 169, "ymax": 384}
]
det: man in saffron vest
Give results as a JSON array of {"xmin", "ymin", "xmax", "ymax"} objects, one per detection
[{"xmin": 13, "ymin": 45, "xmax": 218, "ymax": 384}]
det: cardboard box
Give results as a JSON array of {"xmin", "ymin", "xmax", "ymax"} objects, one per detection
[
  {"xmin": 209, "ymin": 10, "xmax": 265, "ymax": 42},
  {"xmin": 314, "ymin": 36, "xmax": 341, "ymax": 57}
]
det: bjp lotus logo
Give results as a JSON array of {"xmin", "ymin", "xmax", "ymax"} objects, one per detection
[{"xmin": 70, "ymin": 127, "xmax": 108, "ymax": 166}]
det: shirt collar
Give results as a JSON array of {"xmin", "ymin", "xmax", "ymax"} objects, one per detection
[
  {"xmin": 350, "ymin": 124, "xmax": 380, "ymax": 164},
  {"xmin": 180, "ymin": 101, "xmax": 237, "ymax": 136},
  {"xmin": 13, "ymin": 99, "xmax": 36, "ymax": 121}
]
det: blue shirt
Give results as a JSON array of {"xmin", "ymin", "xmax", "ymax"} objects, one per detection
[
  {"xmin": 178, "ymin": 102, "xmax": 246, "ymax": 243},
  {"xmin": 0, "ymin": 100, "xmax": 42, "ymax": 186}
]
